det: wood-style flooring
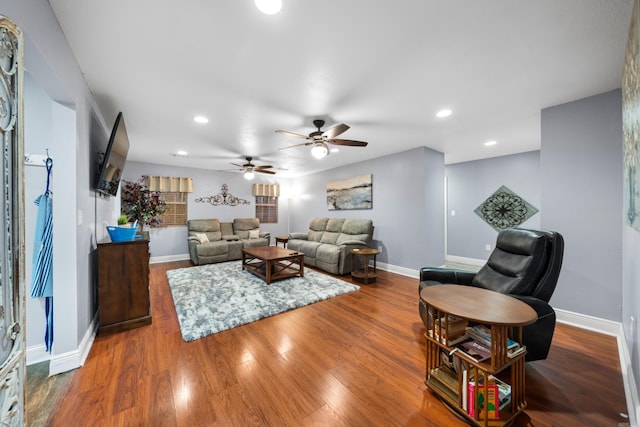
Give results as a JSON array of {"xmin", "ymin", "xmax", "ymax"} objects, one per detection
[{"xmin": 42, "ymin": 261, "xmax": 629, "ymax": 426}]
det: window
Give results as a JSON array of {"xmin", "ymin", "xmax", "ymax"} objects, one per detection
[
  {"xmin": 159, "ymin": 191, "xmax": 188, "ymax": 226},
  {"xmin": 256, "ymin": 195, "xmax": 278, "ymax": 224}
]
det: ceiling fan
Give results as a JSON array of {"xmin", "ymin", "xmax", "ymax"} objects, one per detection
[
  {"xmin": 231, "ymin": 156, "xmax": 276, "ymax": 180},
  {"xmin": 276, "ymin": 119, "xmax": 368, "ymax": 159}
]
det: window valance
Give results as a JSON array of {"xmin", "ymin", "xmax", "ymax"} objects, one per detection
[
  {"xmin": 145, "ymin": 176, "xmax": 194, "ymax": 193},
  {"xmin": 252, "ymin": 183, "xmax": 280, "ymax": 197}
]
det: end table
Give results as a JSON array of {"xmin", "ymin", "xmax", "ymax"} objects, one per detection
[
  {"xmin": 275, "ymin": 235, "xmax": 289, "ymax": 248},
  {"xmin": 351, "ymin": 248, "xmax": 379, "ymax": 284}
]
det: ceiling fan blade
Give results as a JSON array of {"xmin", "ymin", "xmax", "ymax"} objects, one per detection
[
  {"xmin": 279, "ymin": 142, "xmax": 313, "ymax": 150},
  {"xmin": 275, "ymin": 130, "xmax": 309, "ymax": 139},
  {"xmin": 256, "ymin": 169, "xmax": 276, "ymax": 175},
  {"xmin": 328, "ymin": 139, "xmax": 368, "ymax": 147},
  {"xmin": 322, "ymin": 123, "xmax": 350, "ymax": 139},
  {"xmin": 230, "ymin": 162, "xmax": 245, "ymax": 167},
  {"xmin": 255, "ymin": 165, "xmax": 274, "ymax": 170}
]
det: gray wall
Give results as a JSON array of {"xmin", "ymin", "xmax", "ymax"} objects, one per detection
[
  {"xmin": 446, "ymin": 151, "xmax": 541, "ymax": 260},
  {"xmin": 289, "ymin": 147, "xmax": 445, "ymax": 271},
  {"xmin": 4, "ymin": 0, "xmax": 117, "ymax": 370},
  {"xmin": 123, "ymin": 161, "xmax": 290, "ymax": 258},
  {"xmin": 541, "ymin": 89, "xmax": 622, "ymax": 320}
]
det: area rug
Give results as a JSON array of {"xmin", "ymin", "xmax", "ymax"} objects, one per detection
[{"xmin": 166, "ymin": 261, "xmax": 360, "ymax": 342}]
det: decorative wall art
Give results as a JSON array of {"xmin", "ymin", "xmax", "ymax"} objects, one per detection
[
  {"xmin": 623, "ymin": 0, "xmax": 640, "ymax": 231},
  {"xmin": 195, "ymin": 183, "xmax": 250, "ymax": 206},
  {"xmin": 474, "ymin": 185, "xmax": 538, "ymax": 231},
  {"xmin": 327, "ymin": 174, "xmax": 372, "ymax": 210}
]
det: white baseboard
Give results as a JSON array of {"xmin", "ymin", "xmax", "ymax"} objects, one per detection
[
  {"xmin": 150, "ymin": 253, "xmax": 190, "ymax": 264},
  {"xmin": 48, "ymin": 313, "xmax": 98, "ymax": 376},
  {"xmin": 375, "ymin": 261, "xmax": 418, "ymax": 279},
  {"xmin": 444, "ymin": 255, "xmax": 486, "ymax": 267},
  {"xmin": 26, "ymin": 344, "xmax": 49, "ymax": 366}
]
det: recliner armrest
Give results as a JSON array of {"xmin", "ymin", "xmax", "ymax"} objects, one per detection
[
  {"xmin": 419, "ymin": 267, "xmax": 476, "ymax": 285},
  {"xmin": 288, "ymin": 232, "xmax": 308, "ymax": 240}
]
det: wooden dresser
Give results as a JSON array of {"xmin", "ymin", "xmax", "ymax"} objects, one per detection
[{"xmin": 97, "ymin": 237, "xmax": 151, "ymax": 335}]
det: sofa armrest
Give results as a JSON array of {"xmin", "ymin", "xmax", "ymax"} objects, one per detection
[
  {"xmin": 419, "ymin": 267, "xmax": 476, "ymax": 285},
  {"xmin": 188, "ymin": 236, "xmax": 201, "ymax": 244},
  {"xmin": 289, "ymin": 232, "xmax": 308, "ymax": 240},
  {"xmin": 339, "ymin": 240, "xmax": 368, "ymax": 247}
]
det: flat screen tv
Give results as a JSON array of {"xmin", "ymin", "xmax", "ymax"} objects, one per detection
[{"xmin": 95, "ymin": 112, "xmax": 130, "ymax": 196}]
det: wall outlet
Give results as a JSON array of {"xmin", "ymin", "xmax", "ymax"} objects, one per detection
[
  {"xmin": 378, "ymin": 245, "xmax": 383, "ymax": 254},
  {"xmin": 485, "ymin": 244, "xmax": 491, "ymax": 251},
  {"xmin": 451, "ymin": 210, "xmax": 456, "ymax": 217}
]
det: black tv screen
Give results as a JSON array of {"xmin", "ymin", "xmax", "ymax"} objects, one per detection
[{"xmin": 95, "ymin": 112, "xmax": 129, "ymax": 196}]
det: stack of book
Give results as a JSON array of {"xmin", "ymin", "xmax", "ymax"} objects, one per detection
[
  {"xmin": 466, "ymin": 325, "xmax": 525, "ymax": 358},
  {"xmin": 428, "ymin": 315, "xmax": 469, "ymax": 345},
  {"xmin": 428, "ymin": 365, "xmax": 459, "ymax": 402},
  {"xmin": 465, "ymin": 373, "xmax": 511, "ymax": 419}
]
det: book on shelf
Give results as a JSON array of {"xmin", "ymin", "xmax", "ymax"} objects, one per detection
[
  {"xmin": 457, "ymin": 339, "xmax": 492, "ymax": 362},
  {"xmin": 468, "ymin": 374, "xmax": 511, "ymax": 419},
  {"xmin": 466, "ymin": 325, "xmax": 520, "ymax": 350},
  {"xmin": 427, "ymin": 329, "xmax": 468, "ymax": 346},
  {"xmin": 428, "ymin": 366, "xmax": 459, "ymax": 402}
]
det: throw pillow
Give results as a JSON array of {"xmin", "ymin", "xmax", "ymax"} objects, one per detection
[
  {"xmin": 248, "ymin": 229, "xmax": 260, "ymax": 239},
  {"xmin": 194, "ymin": 233, "xmax": 209, "ymax": 243}
]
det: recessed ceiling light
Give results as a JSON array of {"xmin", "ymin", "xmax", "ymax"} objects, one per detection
[
  {"xmin": 436, "ymin": 109, "xmax": 452, "ymax": 118},
  {"xmin": 484, "ymin": 140, "xmax": 497, "ymax": 146},
  {"xmin": 193, "ymin": 116, "xmax": 209, "ymax": 124},
  {"xmin": 330, "ymin": 148, "xmax": 339, "ymax": 153},
  {"xmin": 255, "ymin": 0, "xmax": 282, "ymax": 14},
  {"xmin": 176, "ymin": 150, "xmax": 188, "ymax": 156}
]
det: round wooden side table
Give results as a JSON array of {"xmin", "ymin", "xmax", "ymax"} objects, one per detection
[
  {"xmin": 275, "ymin": 235, "xmax": 289, "ymax": 248},
  {"xmin": 351, "ymin": 248, "xmax": 379, "ymax": 284}
]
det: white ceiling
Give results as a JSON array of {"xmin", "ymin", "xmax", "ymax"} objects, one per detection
[{"xmin": 49, "ymin": 0, "xmax": 633, "ymax": 177}]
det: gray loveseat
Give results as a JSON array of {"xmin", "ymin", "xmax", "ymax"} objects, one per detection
[
  {"xmin": 287, "ymin": 217, "xmax": 374, "ymax": 275},
  {"xmin": 188, "ymin": 218, "xmax": 270, "ymax": 265}
]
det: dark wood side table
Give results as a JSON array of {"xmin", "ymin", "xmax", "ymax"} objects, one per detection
[
  {"xmin": 275, "ymin": 235, "xmax": 289, "ymax": 248},
  {"xmin": 350, "ymin": 248, "xmax": 379, "ymax": 284}
]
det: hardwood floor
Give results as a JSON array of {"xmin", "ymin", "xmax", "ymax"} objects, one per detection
[{"xmin": 45, "ymin": 261, "xmax": 630, "ymax": 426}]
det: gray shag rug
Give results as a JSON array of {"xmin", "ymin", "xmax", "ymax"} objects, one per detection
[{"xmin": 166, "ymin": 261, "xmax": 359, "ymax": 342}]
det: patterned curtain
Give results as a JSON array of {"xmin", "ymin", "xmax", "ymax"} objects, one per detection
[
  {"xmin": 252, "ymin": 183, "xmax": 280, "ymax": 197},
  {"xmin": 145, "ymin": 176, "xmax": 193, "ymax": 192}
]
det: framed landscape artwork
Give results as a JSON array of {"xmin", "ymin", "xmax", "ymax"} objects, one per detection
[
  {"xmin": 623, "ymin": 0, "xmax": 640, "ymax": 232},
  {"xmin": 327, "ymin": 174, "xmax": 372, "ymax": 210}
]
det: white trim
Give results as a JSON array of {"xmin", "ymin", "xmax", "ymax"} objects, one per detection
[
  {"xmin": 49, "ymin": 313, "xmax": 98, "ymax": 376},
  {"xmin": 555, "ymin": 308, "xmax": 621, "ymax": 336},
  {"xmin": 375, "ymin": 261, "xmax": 418, "ymax": 279},
  {"xmin": 26, "ymin": 344, "xmax": 49, "ymax": 366},
  {"xmin": 150, "ymin": 253, "xmax": 190, "ymax": 264},
  {"xmin": 444, "ymin": 255, "xmax": 486, "ymax": 267}
]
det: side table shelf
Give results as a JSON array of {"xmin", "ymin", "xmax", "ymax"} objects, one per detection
[{"xmin": 420, "ymin": 285, "xmax": 537, "ymax": 427}]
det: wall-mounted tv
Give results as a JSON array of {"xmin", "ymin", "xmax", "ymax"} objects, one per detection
[{"xmin": 95, "ymin": 112, "xmax": 129, "ymax": 196}]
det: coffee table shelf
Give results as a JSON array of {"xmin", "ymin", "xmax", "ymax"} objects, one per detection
[
  {"xmin": 420, "ymin": 285, "xmax": 537, "ymax": 426},
  {"xmin": 242, "ymin": 246, "xmax": 304, "ymax": 285}
]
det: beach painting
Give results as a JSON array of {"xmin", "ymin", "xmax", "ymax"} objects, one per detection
[{"xmin": 327, "ymin": 174, "xmax": 372, "ymax": 210}]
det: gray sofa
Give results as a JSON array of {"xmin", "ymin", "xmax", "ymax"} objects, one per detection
[
  {"xmin": 287, "ymin": 218, "xmax": 374, "ymax": 275},
  {"xmin": 187, "ymin": 218, "xmax": 270, "ymax": 265}
]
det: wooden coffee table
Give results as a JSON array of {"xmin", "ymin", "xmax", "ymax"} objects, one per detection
[{"xmin": 242, "ymin": 246, "xmax": 304, "ymax": 285}]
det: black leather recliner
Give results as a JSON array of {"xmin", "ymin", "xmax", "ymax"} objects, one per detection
[{"xmin": 418, "ymin": 228, "xmax": 564, "ymax": 361}]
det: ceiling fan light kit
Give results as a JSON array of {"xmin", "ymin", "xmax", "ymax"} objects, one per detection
[
  {"xmin": 311, "ymin": 143, "xmax": 329, "ymax": 159},
  {"xmin": 255, "ymin": 0, "xmax": 282, "ymax": 15},
  {"xmin": 231, "ymin": 156, "xmax": 276, "ymax": 179},
  {"xmin": 276, "ymin": 119, "xmax": 369, "ymax": 159},
  {"xmin": 243, "ymin": 171, "xmax": 255, "ymax": 180}
]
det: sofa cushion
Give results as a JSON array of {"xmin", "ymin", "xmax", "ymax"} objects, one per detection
[
  {"xmin": 249, "ymin": 229, "xmax": 260, "ymax": 239},
  {"xmin": 342, "ymin": 218, "xmax": 373, "ymax": 235},
  {"xmin": 233, "ymin": 218, "xmax": 260, "ymax": 239},
  {"xmin": 326, "ymin": 218, "xmax": 345, "ymax": 232},
  {"xmin": 296, "ymin": 240, "xmax": 322, "ymax": 259},
  {"xmin": 188, "ymin": 219, "xmax": 222, "ymax": 241},
  {"xmin": 307, "ymin": 218, "xmax": 328, "ymax": 241},
  {"xmin": 320, "ymin": 231, "xmax": 339, "ymax": 245},
  {"xmin": 196, "ymin": 241, "xmax": 228, "ymax": 257},
  {"xmin": 316, "ymin": 244, "xmax": 341, "ymax": 264},
  {"xmin": 336, "ymin": 233, "xmax": 369, "ymax": 246}
]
